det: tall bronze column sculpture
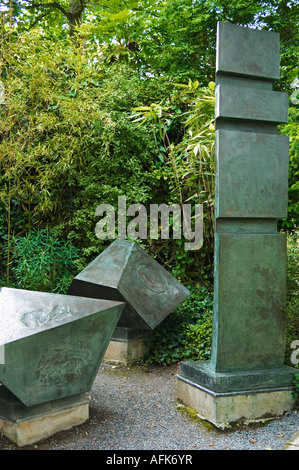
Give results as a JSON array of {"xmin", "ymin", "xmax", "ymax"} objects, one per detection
[{"xmin": 177, "ymin": 22, "xmax": 296, "ymax": 428}]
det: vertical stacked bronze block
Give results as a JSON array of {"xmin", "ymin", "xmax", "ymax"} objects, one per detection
[{"xmin": 178, "ymin": 22, "xmax": 296, "ymax": 428}]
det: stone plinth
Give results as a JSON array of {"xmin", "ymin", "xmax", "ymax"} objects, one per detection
[
  {"xmin": 0, "ymin": 385, "xmax": 89, "ymax": 447},
  {"xmin": 103, "ymin": 327, "xmax": 151, "ymax": 364},
  {"xmin": 177, "ymin": 376, "xmax": 295, "ymax": 430}
]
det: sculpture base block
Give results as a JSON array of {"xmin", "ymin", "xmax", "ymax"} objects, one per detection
[
  {"xmin": 177, "ymin": 361, "xmax": 296, "ymax": 429},
  {"xmin": 104, "ymin": 327, "xmax": 151, "ymax": 363},
  {"xmin": 0, "ymin": 386, "xmax": 89, "ymax": 447}
]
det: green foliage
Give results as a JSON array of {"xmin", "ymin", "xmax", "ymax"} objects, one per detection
[
  {"xmin": 285, "ymin": 231, "xmax": 299, "ymax": 365},
  {"xmin": 5, "ymin": 229, "xmax": 80, "ymax": 293},
  {"xmin": 3, "ymin": 1, "xmax": 297, "ymax": 89},
  {"xmin": 294, "ymin": 374, "xmax": 299, "ymax": 401},
  {"xmin": 280, "ymin": 105, "xmax": 299, "ymax": 231},
  {"xmin": 64, "ymin": 62, "xmax": 158, "ymax": 267},
  {"xmin": 1, "ymin": 29, "xmax": 106, "ymax": 229},
  {"xmin": 129, "ymin": 80, "xmax": 215, "ymax": 282},
  {"xmin": 0, "ymin": 28, "xmax": 157, "ymax": 274},
  {"xmin": 145, "ymin": 287, "xmax": 213, "ymax": 365}
]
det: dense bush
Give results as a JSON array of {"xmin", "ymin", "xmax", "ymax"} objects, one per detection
[
  {"xmin": 0, "ymin": 28, "xmax": 217, "ymax": 284},
  {"xmin": 3, "ymin": 229, "xmax": 80, "ymax": 293},
  {"xmin": 0, "ymin": 30, "xmax": 158, "ymax": 278},
  {"xmin": 285, "ymin": 231, "xmax": 299, "ymax": 366},
  {"xmin": 145, "ymin": 287, "xmax": 213, "ymax": 365}
]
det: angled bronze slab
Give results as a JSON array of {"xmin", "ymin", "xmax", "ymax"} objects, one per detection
[
  {"xmin": 68, "ymin": 239, "xmax": 191, "ymax": 330},
  {"xmin": 215, "ymin": 130, "xmax": 289, "ymax": 219},
  {"xmin": 0, "ymin": 287, "xmax": 125, "ymax": 406},
  {"xmin": 216, "ymin": 22, "xmax": 280, "ymax": 80},
  {"xmin": 215, "ymin": 84, "xmax": 288, "ymax": 124}
]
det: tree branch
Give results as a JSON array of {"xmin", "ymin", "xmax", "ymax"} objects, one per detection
[
  {"xmin": 83, "ymin": 1, "xmax": 109, "ymax": 7},
  {"xmin": 26, "ymin": 1, "xmax": 70, "ymax": 20},
  {"xmin": 29, "ymin": 10, "xmax": 51, "ymax": 28}
]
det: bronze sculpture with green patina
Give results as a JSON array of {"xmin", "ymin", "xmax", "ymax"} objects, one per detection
[
  {"xmin": 0, "ymin": 287, "xmax": 125, "ymax": 407},
  {"xmin": 178, "ymin": 22, "xmax": 296, "ymax": 427}
]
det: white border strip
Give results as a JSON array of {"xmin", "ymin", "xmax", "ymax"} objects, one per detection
[{"xmin": 0, "ymin": 345, "xmax": 5, "ymax": 364}]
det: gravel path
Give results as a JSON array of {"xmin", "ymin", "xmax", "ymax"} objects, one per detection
[{"xmin": 0, "ymin": 362, "xmax": 298, "ymax": 451}]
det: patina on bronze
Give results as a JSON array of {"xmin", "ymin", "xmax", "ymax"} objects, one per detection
[
  {"xmin": 177, "ymin": 23, "xmax": 296, "ymax": 428},
  {"xmin": 0, "ymin": 287, "xmax": 125, "ymax": 406},
  {"xmin": 68, "ymin": 239, "xmax": 190, "ymax": 330}
]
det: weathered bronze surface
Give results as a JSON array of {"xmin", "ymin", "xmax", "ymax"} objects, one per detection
[
  {"xmin": 216, "ymin": 21, "xmax": 280, "ymax": 80},
  {"xmin": 211, "ymin": 232, "xmax": 287, "ymax": 372},
  {"xmin": 215, "ymin": 130, "xmax": 289, "ymax": 219},
  {"xmin": 215, "ymin": 84, "xmax": 288, "ymax": 123},
  {"xmin": 0, "ymin": 287, "xmax": 124, "ymax": 406},
  {"xmin": 179, "ymin": 22, "xmax": 295, "ymax": 396},
  {"xmin": 179, "ymin": 361, "xmax": 296, "ymax": 394},
  {"xmin": 68, "ymin": 239, "xmax": 190, "ymax": 330}
]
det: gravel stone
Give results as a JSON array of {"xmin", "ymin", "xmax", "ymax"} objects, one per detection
[{"xmin": 0, "ymin": 362, "xmax": 298, "ymax": 451}]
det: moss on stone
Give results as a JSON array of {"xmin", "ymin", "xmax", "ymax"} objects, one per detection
[{"xmin": 176, "ymin": 403, "xmax": 215, "ymax": 430}]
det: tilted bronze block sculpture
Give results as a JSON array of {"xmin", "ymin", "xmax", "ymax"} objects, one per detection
[
  {"xmin": 68, "ymin": 239, "xmax": 190, "ymax": 330},
  {"xmin": 0, "ymin": 287, "xmax": 124, "ymax": 406},
  {"xmin": 67, "ymin": 239, "xmax": 190, "ymax": 363},
  {"xmin": 0, "ymin": 287, "xmax": 124, "ymax": 445}
]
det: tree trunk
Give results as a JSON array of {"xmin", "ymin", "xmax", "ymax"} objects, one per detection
[{"xmin": 68, "ymin": 0, "xmax": 84, "ymax": 36}]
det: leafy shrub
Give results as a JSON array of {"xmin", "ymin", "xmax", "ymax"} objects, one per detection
[
  {"xmin": 0, "ymin": 29, "xmax": 158, "ymax": 276},
  {"xmin": 285, "ymin": 231, "xmax": 299, "ymax": 365},
  {"xmin": 280, "ymin": 105, "xmax": 299, "ymax": 231},
  {"xmin": 293, "ymin": 374, "xmax": 299, "ymax": 404},
  {"xmin": 145, "ymin": 287, "xmax": 213, "ymax": 365},
  {"xmin": 6, "ymin": 228, "xmax": 80, "ymax": 294}
]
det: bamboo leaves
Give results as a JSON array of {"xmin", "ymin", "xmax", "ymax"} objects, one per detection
[{"xmin": 129, "ymin": 80, "xmax": 215, "ymax": 263}]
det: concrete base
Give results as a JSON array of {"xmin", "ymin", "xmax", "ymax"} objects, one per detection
[
  {"xmin": 103, "ymin": 327, "xmax": 151, "ymax": 363},
  {"xmin": 104, "ymin": 339, "xmax": 149, "ymax": 364},
  {"xmin": 0, "ymin": 386, "xmax": 89, "ymax": 447},
  {"xmin": 177, "ymin": 376, "xmax": 296, "ymax": 430}
]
